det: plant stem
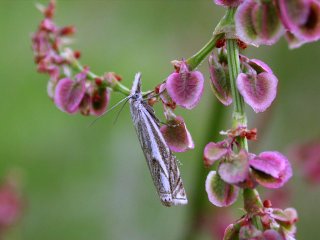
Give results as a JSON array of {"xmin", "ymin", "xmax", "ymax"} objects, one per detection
[
  {"xmin": 71, "ymin": 59, "xmax": 131, "ymax": 95},
  {"xmin": 187, "ymin": 33, "xmax": 224, "ymax": 70},
  {"xmin": 226, "ymin": 23, "xmax": 263, "ymax": 229},
  {"xmin": 226, "ymin": 39, "xmax": 248, "ymax": 150}
]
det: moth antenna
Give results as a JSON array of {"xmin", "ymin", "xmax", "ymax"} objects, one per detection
[
  {"xmin": 89, "ymin": 95, "xmax": 131, "ymax": 127},
  {"xmin": 112, "ymin": 97, "xmax": 131, "ymax": 125}
]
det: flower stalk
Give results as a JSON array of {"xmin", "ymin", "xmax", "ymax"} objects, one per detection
[{"xmin": 226, "ymin": 9, "xmax": 263, "ymax": 231}]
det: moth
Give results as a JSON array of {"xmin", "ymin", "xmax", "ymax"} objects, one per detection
[{"xmin": 129, "ymin": 72, "xmax": 188, "ymax": 207}]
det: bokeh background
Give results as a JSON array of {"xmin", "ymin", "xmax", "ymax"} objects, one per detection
[{"xmin": 0, "ymin": 0, "xmax": 320, "ymax": 239}]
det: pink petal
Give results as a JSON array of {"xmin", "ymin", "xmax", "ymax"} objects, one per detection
[
  {"xmin": 203, "ymin": 141, "xmax": 229, "ymax": 166},
  {"xmin": 205, "ymin": 171, "xmax": 239, "ymax": 207},
  {"xmin": 251, "ymin": 1, "xmax": 284, "ymax": 45},
  {"xmin": 237, "ymin": 72, "xmax": 278, "ymax": 113},
  {"xmin": 277, "ymin": 0, "xmax": 312, "ymax": 31},
  {"xmin": 249, "ymin": 59, "xmax": 274, "ymax": 74},
  {"xmin": 214, "ymin": 0, "xmax": 244, "ymax": 7},
  {"xmin": 208, "ymin": 54, "xmax": 232, "ymax": 106},
  {"xmin": 79, "ymin": 93, "xmax": 91, "ymax": 116},
  {"xmin": 250, "ymin": 152, "xmax": 286, "ymax": 179},
  {"xmin": 160, "ymin": 116, "xmax": 194, "ymax": 152},
  {"xmin": 285, "ymin": 31, "xmax": 308, "ymax": 49},
  {"xmin": 90, "ymin": 88, "xmax": 110, "ymax": 116},
  {"xmin": 292, "ymin": 1, "xmax": 320, "ymax": 42},
  {"xmin": 54, "ymin": 78, "xmax": 86, "ymax": 114},
  {"xmin": 218, "ymin": 150, "xmax": 250, "ymax": 184},
  {"xmin": 236, "ymin": 0, "xmax": 284, "ymax": 46},
  {"xmin": 235, "ymin": 0, "xmax": 260, "ymax": 45},
  {"xmin": 166, "ymin": 64, "xmax": 204, "ymax": 109},
  {"xmin": 159, "ymin": 83, "xmax": 176, "ymax": 108},
  {"xmin": 250, "ymin": 151, "xmax": 293, "ymax": 189}
]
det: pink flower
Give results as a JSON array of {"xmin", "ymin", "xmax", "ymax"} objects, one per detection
[
  {"xmin": 237, "ymin": 71, "xmax": 278, "ymax": 113},
  {"xmin": 160, "ymin": 116, "xmax": 194, "ymax": 152},
  {"xmin": 277, "ymin": 0, "xmax": 320, "ymax": 48},
  {"xmin": 205, "ymin": 171, "xmax": 239, "ymax": 207},
  {"xmin": 166, "ymin": 61, "xmax": 204, "ymax": 109},
  {"xmin": 250, "ymin": 151, "xmax": 292, "ymax": 189},
  {"xmin": 218, "ymin": 150, "xmax": 250, "ymax": 185},
  {"xmin": 235, "ymin": 0, "xmax": 284, "ymax": 46},
  {"xmin": 203, "ymin": 140, "xmax": 230, "ymax": 167},
  {"xmin": 54, "ymin": 72, "xmax": 87, "ymax": 114}
]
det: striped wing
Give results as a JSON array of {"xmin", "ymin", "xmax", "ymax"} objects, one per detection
[{"xmin": 130, "ymin": 99, "xmax": 187, "ymax": 207}]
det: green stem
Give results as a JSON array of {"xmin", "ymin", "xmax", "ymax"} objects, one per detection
[
  {"xmin": 71, "ymin": 59, "xmax": 131, "ymax": 95},
  {"xmin": 226, "ymin": 39, "xmax": 248, "ymax": 150},
  {"xmin": 226, "ymin": 21, "xmax": 263, "ymax": 230},
  {"xmin": 186, "ymin": 33, "xmax": 224, "ymax": 70}
]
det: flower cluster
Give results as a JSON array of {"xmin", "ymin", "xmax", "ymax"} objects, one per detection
[
  {"xmin": 204, "ymin": 127, "xmax": 292, "ymax": 207},
  {"xmin": 30, "ymin": 1, "xmax": 320, "ymax": 238},
  {"xmin": 32, "ymin": 1, "xmax": 196, "ymax": 153},
  {"xmin": 209, "ymin": 50, "xmax": 278, "ymax": 113},
  {"xmin": 32, "ymin": 0, "xmax": 118, "ymax": 115},
  {"xmin": 224, "ymin": 201, "xmax": 298, "ymax": 240},
  {"xmin": 155, "ymin": 60, "xmax": 205, "ymax": 152},
  {"xmin": 234, "ymin": 0, "xmax": 320, "ymax": 48}
]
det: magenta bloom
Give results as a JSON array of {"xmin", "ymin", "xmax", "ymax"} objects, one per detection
[
  {"xmin": 218, "ymin": 150, "xmax": 250, "ymax": 184},
  {"xmin": 214, "ymin": 0, "xmax": 243, "ymax": 7},
  {"xmin": 54, "ymin": 76, "xmax": 86, "ymax": 114},
  {"xmin": 237, "ymin": 71, "xmax": 278, "ymax": 113},
  {"xmin": 250, "ymin": 151, "xmax": 292, "ymax": 189},
  {"xmin": 160, "ymin": 116, "xmax": 194, "ymax": 152},
  {"xmin": 205, "ymin": 171, "xmax": 239, "ymax": 207},
  {"xmin": 235, "ymin": 0, "xmax": 284, "ymax": 45},
  {"xmin": 166, "ymin": 61, "xmax": 204, "ymax": 109},
  {"xmin": 278, "ymin": 0, "xmax": 320, "ymax": 47},
  {"xmin": 203, "ymin": 141, "xmax": 229, "ymax": 166},
  {"xmin": 277, "ymin": 0, "xmax": 312, "ymax": 31}
]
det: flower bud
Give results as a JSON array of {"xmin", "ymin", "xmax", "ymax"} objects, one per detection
[
  {"xmin": 250, "ymin": 151, "xmax": 292, "ymax": 189},
  {"xmin": 208, "ymin": 53, "xmax": 232, "ymax": 106}
]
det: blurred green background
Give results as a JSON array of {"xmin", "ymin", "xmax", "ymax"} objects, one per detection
[{"xmin": 0, "ymin": 0, "xmax": 320, "ymax": 239}]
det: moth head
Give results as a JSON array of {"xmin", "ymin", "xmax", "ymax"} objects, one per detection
[{"xmin": 131, "ymin": 72, "xmax": 142, "ymax": 95}]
